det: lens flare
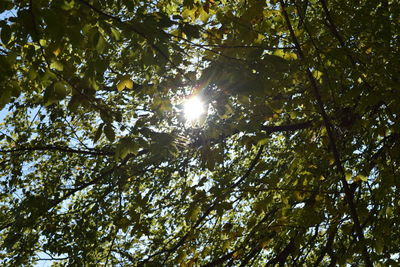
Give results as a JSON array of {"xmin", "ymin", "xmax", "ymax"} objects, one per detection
[{"xmin": 184, "ymin": 96, "xmax": 205, "ymax": 121}]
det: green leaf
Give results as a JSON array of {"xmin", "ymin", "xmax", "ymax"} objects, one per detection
[
  {"xmin": 182, "ymin": 6, "xmax": 198, "ymax": 21},
  {"xmin": 50, "ymin": 60, "xmax": 64, "ymax": 71},
  {"xmin": 104, "ymin": 124, "xmax": 115, "ymax": 142},
  {"xmin": 44, "ymin": 81, "xmax": 68, "ymax": 105},
  {"xmin": 53, "ymin": 82, "xmax": 68, "ymax": 98},
  {"xmin": 115, "ymin": 217, "xmax": 131, "ymax": 232},
  {"xmin": 199, "ymin": 6, "xmax": 210, "ymax": 23},
  {"xmin": 110, "ymin": 27, "xmax": 121, "ymax": 41},
  {"xmin": 96, "ymin": 34, "xmax": 106, "ymax": 54},
  {"xmin": 0, "ymin": 87, "xmax": 12, "ymax": 110},
  {"xmin": 115, "ymin": 137, "xmax": 139, "ymax": 160},
  {"xmin": 1, "ymin": 24, "xmax": 11, "ymax": 44},
  {"xmin": 0, "ymin": 0, "xmax": 13, "ymax": 12},
  {"xmin": 182, "ymin": 24, "xmax": 200, "ymax": 39},
  {"xmin": 1, "ymin": 1, "xmax": 399, "ymax": 265},
  {"xmin": 93, "ymin": 123, "xmax": 105, "ymax": 143},
  {"xmin": 28, "ymin": 68, "xmax": 37, "ymax": 80},
  {"xmin": 263, "ymin": 54, "xmax": 289, "ymax": 72}
]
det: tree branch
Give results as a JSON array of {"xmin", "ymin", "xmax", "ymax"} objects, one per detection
[
  {"xmin": 0, "ymin": 150, "xmax": 148, "ymax": 232},
  {"xmin": 192, "ymin": 120, "xmax": 313, "ymax": 148},
  {"xmin": 318, "ymin": 0, "xmax": 376, "ymax": 91},
  {"xmin": 231, "ymin": 145, "xmax": 264, "ymax": 187},
  {"xmin": 140, "ymin": 146, "xmax": 264, "ymax": 265},
  {"xmin": 318, "ymin": 0, "xmax": 357, "ymax": 66},
  {"xmin": 261, "ymin": 120, "xmax": 312, "ymax": 133},
  {"xmin": 314, "ymin": 223, "xmax": 337, "ymax": 266},
  {"xmin": 279, "ymin": 1, "xmax": 372, "ymax": 266},
  {"xmin": 266, "ymin": 237, "xmax": 296, "ymax": 266},
  {"xmin": 0, "ymin": 145, "xmax": 114, "ymax": 156}
]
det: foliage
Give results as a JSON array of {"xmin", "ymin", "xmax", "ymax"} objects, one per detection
[{"xmin": 0, "ymin": 0, "xmax": 399, "ymax": 265}]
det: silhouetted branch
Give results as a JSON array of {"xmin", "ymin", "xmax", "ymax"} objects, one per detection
[
  {"xmin": 261, "ymin": 120, "xmax": 312, "ymax": 133},
  {"xmin": 279, "ymin": 1, "xmax": 372, "ymax": 266},
  {"xmin": 0, "ymin": 145, "xmax": 114, "ymax": 156}
]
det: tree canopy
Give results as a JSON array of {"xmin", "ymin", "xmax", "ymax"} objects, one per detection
[{"xmin": 0, "ymin": 0, "xmax": 399, "ymax": 266}]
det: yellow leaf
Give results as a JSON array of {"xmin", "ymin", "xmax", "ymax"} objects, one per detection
[
  {"xmin": 254, "ymin": 33, "xmax": 263, "ymax": 44},
  {"xmin": 117, "ymin": 78, "xmax": 133, "ymax": 92},
  {"xmin": 273, "ymin": 49, "xmax": 285, "ymax": 58},
  {"xmin": 294, "ymin": 191, "xmax": 305, "ymax": 201},
  {"xmin": 199, "ymin": 6, "xmax": 210, "ymax": 23},
  {"xmin": 353, "ymin": 175, "xmax": 368, "ymax": 182},
  {"xmin": 53, "ymin": 47, "xmax": 62, "ymax": 57},
  {"xmin": 328, "ymin": 156, "xmax": 335, "ymax": 165},
  {"xmin": 284, "ymin": 52, "xmax": 298, "ymax": 60},
  {"xmin": 182, "ymin": 6, "xmax": 197, "ymax": 21},
  {"xmin": 232, "ymin": 250, "xmax": 241, "ymax": 259},
  {"xmin": 39, "ymin": 39, "xmax": 47, "ymax": 46},
  {"xmin": 313, "ymin": 70, "xmax": 323, "ymax": 81}
]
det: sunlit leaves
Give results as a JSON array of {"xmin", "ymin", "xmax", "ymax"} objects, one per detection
[
  {"xmin": 116, "ymin": 77, "xmax": 134, "ymax": 92},
  {"xmin": 0, "ymin": 0, "xmax": 399, "ymax": 266},
  {"xmin": 115, "ymin": 137, "xmax": 139, "ymax": 160},
  {"xmin": 50, "ymin": 60, "xmax": 63, "ymax": 71},
  {"xmin": 110, "ymin": 27, "xmax": 121, "ymax": 41}
]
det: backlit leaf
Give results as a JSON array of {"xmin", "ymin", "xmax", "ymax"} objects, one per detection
[
  {"xmin": 116, "ymin": 78, "xmax": 133, "ymax": 92},
  {"xmin": 1, "ymin": 24, "xmax": 11, "ymax": 44}
]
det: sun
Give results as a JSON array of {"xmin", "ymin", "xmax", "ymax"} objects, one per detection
[{"xmin": 183, "ymin": 96, "xmax": 205, "ymax": 121}]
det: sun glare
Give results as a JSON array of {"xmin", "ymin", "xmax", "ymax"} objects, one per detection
[{"xmin": 184, "ymin": 96, "xmax": 205, "ymax": 121}]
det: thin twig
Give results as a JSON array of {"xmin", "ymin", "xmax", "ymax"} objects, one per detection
[{"xmin": 0, "ymin": 145, "xmax": 114, "ymax": 156}]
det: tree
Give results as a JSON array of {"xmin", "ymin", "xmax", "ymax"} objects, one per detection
[{"xmin": 0, "ymin": 0, "xmax": 399, "ymax": 265}]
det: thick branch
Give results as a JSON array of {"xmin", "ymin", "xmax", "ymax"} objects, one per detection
[
  {"xmin": 279, "ymin": 1, "xmax": 372, "ymax": 266},
  {"xmin": 261, "ymin": 120, "xmax": 312, "ymax": 133},
  {"xmin": 193, "ymin": 120, "xmax": 313, "ymax": 148},
  {"xmin": 266, "ymin": 238, "xmax": 296, "ymax": 266}
]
